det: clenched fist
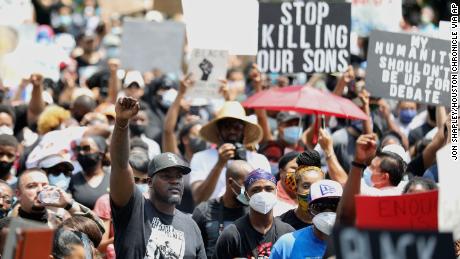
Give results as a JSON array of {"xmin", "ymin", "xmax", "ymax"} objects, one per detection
[
  {"xmin": 30, "ymin": 73, "xmax": 43, "ymax": 88},
  {"xmin": 115, "ymin": 97, "xmax": 139, "ymax": 122}
]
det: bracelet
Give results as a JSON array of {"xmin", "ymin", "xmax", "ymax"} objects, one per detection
[
  {"xmin": 64, "ymin": 200, "xmax": 74, "ymax": 211},
  {"xmin": 351, "ymin": 161, "xmax": 367, "ymax": 170}
]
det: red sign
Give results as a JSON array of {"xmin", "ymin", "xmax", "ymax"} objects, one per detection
[{"xmin": 355, "ymin": 190, "xmax": 438, "ymax": 230}]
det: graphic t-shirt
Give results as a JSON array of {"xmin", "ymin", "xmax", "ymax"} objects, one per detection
[
  {"xmin": 111, "ymin": 188, "xmax": 206, "ymax": 259},
  {"xmin": 269, "ymin": 226, "xmax": 327, "ymax": 259},
  {"xmin": 213, "ymin": 214, "xmax": 294, "ymax": 259},
  {"xmin": 192, "ymin": 198, "xmax": 248, "ymax": 258}
]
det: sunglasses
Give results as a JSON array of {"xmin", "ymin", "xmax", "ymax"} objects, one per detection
[{"xmin": 310, "ymin": 201, "xmax": 338, "ymax": 216}]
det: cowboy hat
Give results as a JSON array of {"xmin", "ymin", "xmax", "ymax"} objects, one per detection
[{"xmin": 200, "ymin": 101, "xmax": 262, "ymax": 146}]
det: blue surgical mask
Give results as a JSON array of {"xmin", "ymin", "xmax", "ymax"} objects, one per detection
[
  {"xmin": 270, "ymin": 162, "xmax": 279, "ymax": 175},
  {"xmin": 282, "ymin": 126, "xmax": 301, "ymax": 145},
  {"xmin": 231, "ymin": 181, "xmax": 249, "ymax": 206},
  {"xmin": 48, "ymin": 173, "xmax": 71, "ymax": 191},
  {"xmin": 136, "ymin": 183, "xmax": 149, "ymax": 194},
  {"xmin": 399, "ymin": 109, "xmax": 417, "ymax": 124},
  {"xmin": 363, "ymin": 167, "xmax": 374, "ymax": 187}
]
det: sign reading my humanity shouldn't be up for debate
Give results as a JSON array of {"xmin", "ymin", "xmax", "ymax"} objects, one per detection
[
  {"xmin": 366, "ymin": 30, "xmax": 451, "ymax": 106},
  {"xmin": 257, "ymin": 1, "xmax": 351, "ymax": 74}
]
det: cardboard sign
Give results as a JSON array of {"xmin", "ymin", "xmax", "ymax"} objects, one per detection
[
  {"xmin": 366, "ymin": 30, "xmax": 451, "ymax": 106},
  {"xmin": 186, "ymin": 49, "xmax": 228, "ymax": 102},
  {"xmin": 347, "ymin": 0, "xmax": 402, "ymax": 36},
  {"xmin": 182, "ymin": 0, "xmax": 259, "ymax": 55},
  {"xmin": 355, "ymin": 191, "xmax": 438, "ymax": 231},
  {"xmin": 99, "ymin": 0, "xmax": 152, "ymax": 21},
  {"xmin": 437, "ymin": 144, "xmax": 460, "ymax": 240},
  {"xmin": 333, "ymin": 227, "xmax": 456, "ymax": 259},
  {"xmin": 120, "ymin": 19, "xmax": 185, "ymax": 74},
  {"xmin": 257, "ymin": 2, "xmax": 351, "ymax": 74},
  {"xmin": 153, "ymin": 0, "xmax": 182, "ymax": 16}
]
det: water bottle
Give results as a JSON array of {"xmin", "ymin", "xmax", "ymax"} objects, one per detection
[{"xmin": 38, "ymin": 189, "xmax": 61, "ymax": 204}]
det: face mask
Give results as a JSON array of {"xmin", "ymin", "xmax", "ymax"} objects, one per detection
[
  {"xmin": 312, "ymin": 212, "xmax": 336, "ymax": 236},
  {"xmin": 77, "ymin": 153, "xmax": 101, "ymax": 171},
  {"xmin": 59, "ymin": 15, "xmax": 72, "ymax": 27},
  {"xmin": 48, "ymin": 173, "xmax": 71, "ymax": 191},
  {"xmin": 363, "ymin": 167, "xmax": 374, "ymax": 187},
  {"xmin": 231, "ymin": 180, "xmax": 249, "ymax": 206},
  {"xmin": 0, "ymin": 91, "xmax": 5, "ymax": 103},
  {"xmin": 0, "ymin": 161, "xmax": 14, "ymax": 177},
  {"xmin": 136, "ymin": 183, "xmax": 149, "ymax": 194},
  {"xmin": 399, "ymin": 109, "xmax": 417, "ymax": 124},
  {"xmin": 189, "ymin": 137, "xmax": 208, "ymax": 153},
  {"xmin": 160, "ymin": 89, "xmax": 178, "ymax": 108},
  {"xmin": 249, "ymin": 191, "xmax": 277, "ymax": 215},
  {"xmin": 0, "ymin": 126, "xmax": 13, "ymax": 136},
  {"xmin": 106, "ymin": 47, "xmax": 120, "ymax": 59},
  {"xmin": 282, "ymin": 126, "xmax": 301, "ymax": 145},
  {"xmin": 129, "ymin": 123, "xmax": 146, "ymax": 136},
  {"xmin": 297, "ymin": 191, "xmax": 310, "ymax": 212}
]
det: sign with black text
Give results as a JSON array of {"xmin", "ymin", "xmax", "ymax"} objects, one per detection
[
  {"xmin": 366, "ymin": 30, "xmax": 451, "ymax": 106},
  {"xmin": 187, "ymin": 49, "xmax": 228, "ymax": 102},
  {"xmin": 120, "ymin": 19, "xmax": 185, "ymax": 74},
  {"xmin": 257, "ymin": 1, "xmax": 351, "ymax": 74},
  {"xmin": 333, "ymin": 227, "xmax": 456, "ymax": 259}
]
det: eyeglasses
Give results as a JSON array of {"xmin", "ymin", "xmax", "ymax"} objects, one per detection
[
  {"xmin": 134, "ymin": 177, "xmax": 149, "ymax": 184},
  {"xmin": 76, "ymin": 145, "xmax": 93, "ymax": 153}
]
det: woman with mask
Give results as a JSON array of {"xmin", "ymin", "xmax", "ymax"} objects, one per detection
[
  {"xmin": 278, "ymin": 165, "xmax": 324, "ymax": 230},
  {"xmin": 38, "ymin": 154, "xmax": 74, "ymax": 192},
  {"xmin": 69, "ymin": 135, "xmax": 110, "ymax": 209},
  {"xmin": 213, "ymin": 169, "xmax": 295, "ymax": 259}
]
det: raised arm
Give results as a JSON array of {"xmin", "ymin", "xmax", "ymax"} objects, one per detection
[
  {"xmin": 162, "ymin": 74, "xmax": 193, "ymax": 154},
  {"xmin": 250, "ymin": 64, "xmax": 274, "ymax": 142},
  {"xmin": 318, "ymin": 128, "xmax": 348, "ymax": 186},
  {"xmin": 107, "ymin": 59, "xmax": 121, "ymax": 104},
  {"xmin": 110, "ymin": 97, "xmax": 139, "ymax": 207},
  {"xmin": 27, "ymin": 73, "xmax": 46, "ymax": 126}
]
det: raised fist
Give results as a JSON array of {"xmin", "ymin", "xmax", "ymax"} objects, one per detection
[
  {"xmin": 115, "ymin": 97, "xmax": 139, "ymax": 121},
  {"xmin": 199, "ymin": 58, "xmax": 213, "ymax": 81},
  {"xmin": 30, "ymin": 73, "xmax": 43, "ymax": 88}
]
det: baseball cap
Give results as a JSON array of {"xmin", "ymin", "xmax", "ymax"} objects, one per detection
[
  {"xmin": 123, "ymin": 71, "xmax": 145, "ymax": 89},
  {"xmin": 309, "ymin": 179, "xmax": 343, "ymax": 204},
  {"xmin": 147, "ymin": 152, "xmax": 190, "ymax": 177},
  {"xmin": 381, "ymin": 144, "xmax": 410, "ymax": 164},
  {"xmin": 276, "ymin": 111, "xmax": 301, "ymax": 124},
  {"xmin": 37, "ymin": 154, "xmax": 74, "ymax": 171}
]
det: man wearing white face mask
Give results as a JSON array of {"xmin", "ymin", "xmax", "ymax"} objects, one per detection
[{"xmin": 213, "ymin": 169, "xmax": 294, "ymax": 259}]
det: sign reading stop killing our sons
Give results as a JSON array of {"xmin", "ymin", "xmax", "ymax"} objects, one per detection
[
  {"xmin": 257, "ymin": 1, "xmax": 351, "ymax": 74},
  {"xmin": 366, "ymin": 30, "xmax": 451, "ymax": 106}
]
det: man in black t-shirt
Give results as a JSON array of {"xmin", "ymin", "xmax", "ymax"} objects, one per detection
[
  {"xmin": 192, "ymin": 160, "xmax": 252, "ymax": 258},
  {"xmin": 213, "ymin": 169, "xmax": 294, "ymax": 259},
  {"xmin": 110, "ymin": 97, "xmax": 206, "ymax": 259}
]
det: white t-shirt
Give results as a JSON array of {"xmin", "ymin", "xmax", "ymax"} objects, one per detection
[
  {"xmin": 140, "ymin": 134, "xmax": 161, "ymax": 159},
  {"xmin": 190, "ymin": 149, "xmax": 270, "ymax": 200}
]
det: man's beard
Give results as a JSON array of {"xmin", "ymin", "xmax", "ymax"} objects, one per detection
[{"xmin": 152, "ymin": 191, "xmax": 182, "ymax": 205}]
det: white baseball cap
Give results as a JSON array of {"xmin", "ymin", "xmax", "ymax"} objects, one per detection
[
  {"xmin": 309, "ymin": 179, "xmax": 343, "ymax": 204},
  {"xmin": 381, "ymin": 144, "xmax": 410, "ymax": 164},
  {"xmin": 123, "ymin": 71, "xmax": 145, "ymax": 89}
]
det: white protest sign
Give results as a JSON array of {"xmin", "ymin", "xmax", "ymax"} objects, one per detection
[
  {"xmin": 0, "ymin": 0, "xmax": 33, "ymax": 26},
  {"xmin": 182, "ymin": 0, "xmax": 258, "ymax": 55},
  {"xmin": 437, "ymin": 143, "xmax": 460, "ymax": 240},
  {"xmin": 438, "ymin": 21, "xmax": 450, "ymax": 40},
  {"xmin": 347, "ymin": 0, "xmax": 402, "ymax": 36},
  {"xmin": 120, "ymin": 19, "xmax": 185, "ymax": 73},
  {"xmin": 186, "ymin": 49, "xmax": 228, "ymax": 103}
]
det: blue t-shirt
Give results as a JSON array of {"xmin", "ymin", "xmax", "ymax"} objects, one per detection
[{"xmin": 270, "ymin": 226, "xmax": 327, "ymax": 259}]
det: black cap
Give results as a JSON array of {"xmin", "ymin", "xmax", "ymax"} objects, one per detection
[
  {"xmin": 276, "ymin": 112, "xmax": 301, "ymax": 124},
  {"xmin": 148, "ymin": 152, "xmax": 191, "ymax": 177}
]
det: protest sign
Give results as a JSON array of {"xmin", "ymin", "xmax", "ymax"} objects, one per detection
[
  {"xmin": 366, "ymin": 30, "xmax": 451, "ymax": 106},
  {"xmin": 154, "ymin": 0, "xmax": 182, "ymax": 17},
  {"xmin": 186, "ymin": 49, "xmax": 228, "ymax": 103},
  {"xmin": 346, "ymin": 0, "xmax": 402, "ymax": 36},
  {"xmin": 0, "ymin": 0, "xmax": 33, "ymax": 26},
  {"xmin": 438, "ymin": 21, "xmax": 450, "ymax": 40},
  {"xmin": 333, "ymin": 226, "xmax": 456, "ymax": 259},
  {"xmin": 120, "ymin": 19, "xmax": 185, "ymax": 74},
  {"xmin": 355, "ymin": 191, "xmax": 438, "ymax": 231},
  {"xmin": 257, "ymin": 1, "xmax": 351, "ymax": 74},
  {"xmin": 182, "ymin": 0, "xmax": 259, "ymax": 55},
  {"xmin": 437, "ymin": 144, "xmax": 460, "ymax": 240}
]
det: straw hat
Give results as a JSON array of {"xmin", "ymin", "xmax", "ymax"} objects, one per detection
[{"xmin": 200, "ymin": 101, "xmax": 262, "ymax": 146}]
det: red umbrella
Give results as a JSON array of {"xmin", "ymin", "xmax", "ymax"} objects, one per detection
[{"xmin": 242, "ymin": 85, "xmax": 369, "ymax": 120}]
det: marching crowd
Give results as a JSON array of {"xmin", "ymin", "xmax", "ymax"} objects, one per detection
[{"xmin": 0, "ymin": 0, "xmax": 458, "ymax": 259}]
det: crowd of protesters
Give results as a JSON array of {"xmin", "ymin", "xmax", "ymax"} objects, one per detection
[{"xmin": 0, "ymin": 0, "xmax": 458, "ymax": 258}]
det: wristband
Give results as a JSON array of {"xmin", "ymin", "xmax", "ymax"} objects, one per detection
[
  {"xmin": 351, "ymin": 161, "xmax": 367, "ymax": 170},
  {"xmin": 64, "ymin": 200, "xmax": 74, "ymax": 211}
]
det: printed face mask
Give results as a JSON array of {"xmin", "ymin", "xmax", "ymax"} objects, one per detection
[
  {"xmin": 297, "ymin": 191, "xmax": 311, "ymax": 213},
  {"xmin": 249, "ymin": 191, "xmax": 277, "ymax": 214}
]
